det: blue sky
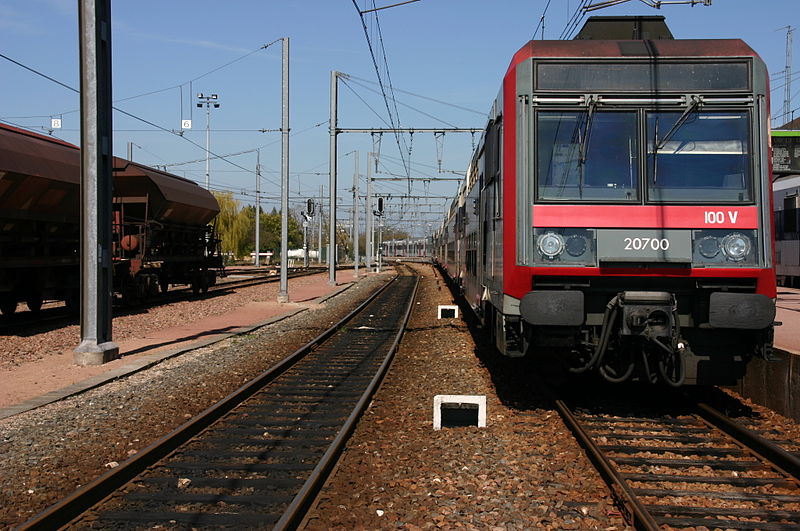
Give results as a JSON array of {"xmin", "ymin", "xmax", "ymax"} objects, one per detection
[{"xmin": 1, "ymin": 0, "xmax": 797, "ymax": 235}]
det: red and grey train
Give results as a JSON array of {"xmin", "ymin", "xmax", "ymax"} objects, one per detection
[
  {"xmin": 434, "ymin": 16, "xmax": 776, "ymax": 386},
  {"xmin": 0, "ymin": 122, "xmax": 223, "ymax": 314}
]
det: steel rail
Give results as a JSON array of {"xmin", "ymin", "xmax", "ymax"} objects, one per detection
[
  {"xmin": 274, "ymin": 264, "xmax": 419, "ymax": 530},
  {"xmin": 15, "ymin": 269, "xmax": 401, "ymax": 531},
  {"xmin": 556, "ymin": 392, "xmax": 800, "ymax": 530},
  {"xmin": 551, "ymin": 397, "xmax": 661, "ymax": 531},
  {"xmin": 0, "ymin": 267, "xmax": 326, "ymax": 332},
  {"xmin": 695, "ymin": 401, "xmax": 800, "ymax": 481}
]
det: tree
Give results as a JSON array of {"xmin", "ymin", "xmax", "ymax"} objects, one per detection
[
  {"xmin": 213, "ymin": 192, "xmax": 250, "ymax": 261},
  {"xmin": 258, "ymin": 208, "xmax": 303, "ymax": 258}
]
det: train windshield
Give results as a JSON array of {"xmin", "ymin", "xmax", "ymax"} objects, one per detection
[
  {"xmin": 647, "ymin": 111, "xmax": 752, "ymax": 202},
  {"xmin": 537, "ymin": 111, "xmax": 639, "ymax": 201}
]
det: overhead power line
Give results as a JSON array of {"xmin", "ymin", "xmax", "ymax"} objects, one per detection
[
  {"xmin": 0, "ymin": 51, "xmax": 260, "ymax": 185},
  {"xmin": 533, "ymin": 0, "xmax": 554, "ymax": 40},
  {"xmin": 358, "ymin": 0, "xmax": 422, "ymax": 13},
  {"xmin": 343, "ymin": 74, "xmax": 484, "ymax": 115},
  {"xmin": 351, "ymin": 0, "xmax": 411, "ymax": 188}
]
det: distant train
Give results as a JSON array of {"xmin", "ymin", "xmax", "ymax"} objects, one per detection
[
  {"xmin": 0, "ymin": 122, "xmax": 223, "ymax": 315},
  {"xmin": 773, "ymin": 129, "xmax": 800, "ymax": 287},
  {"xmin": 434, "ymin": 16, "xmax": 776, "ymax": 386},
  {"xmin": 380, "ymin": 238, "xmax": 428, "ymax": 258},
  {"xmin": 775, "ymin": 174, "xmax": 800, "ymax": 287}
]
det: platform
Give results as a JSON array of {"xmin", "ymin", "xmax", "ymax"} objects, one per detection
[{"xmin": 734, "ymin": 286, "xmax": 800, "ymax": 422}]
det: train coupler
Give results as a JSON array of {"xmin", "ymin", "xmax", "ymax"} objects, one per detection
[{"xmin": 619, "ymin": 291, "xmax": 675, "ymax": 338}]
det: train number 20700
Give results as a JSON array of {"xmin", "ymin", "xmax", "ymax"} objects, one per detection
[{"xmin": 623, "ymin": 237, "xmax": 670, "ymax": 251}]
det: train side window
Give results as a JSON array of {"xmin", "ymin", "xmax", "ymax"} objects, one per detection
[
  {"xmin": 484, "ymin": 119, "xmax": 502, "ymax": 217},
  {"xmin": 493, "ymin": 179, "xmax": 501, "ymax": 219},
  {"xmin": 785, "ymin": 196, "xmax": 798, "ymax": 235},
  {"xmin": 484, "ymin": 122, "xmax": 497, "ymax": 179}
]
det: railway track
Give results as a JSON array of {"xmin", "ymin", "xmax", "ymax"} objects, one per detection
[
  {"xmin": 554, "ymin": 389, "xmax": 800, "ymax": 530},
  {"xmin": 18, "ymin": 264, "xmax": 418, "ymax": 530},
  {"xmin": 0, "ymin": 267, "xmax": 326, "ymax": 333}
]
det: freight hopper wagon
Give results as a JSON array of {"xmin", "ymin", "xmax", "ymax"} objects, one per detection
[
  {"xmin": 0, "ymin": 123, "xmax": 81, "ymax": 314},
  {"xmin": 0, "ymin": 123, "xmax": 223, "ymax": 314},
  {"xmin": 437, "ymin": 16, "xmax": 777, "ymax": 386},
  {"xmin": 111, "ymin": 160, "xmax": 222, "ymax": 302}
]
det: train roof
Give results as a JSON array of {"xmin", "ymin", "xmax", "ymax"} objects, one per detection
[
  {"xmin": 0, "ymin": 122, "xmax": 80, "ymax": 185},
  {"xmin": 507, "ymin": 16, "xmax": 760, "ymax": 76},
  {"xmin": 113, "ymin": 158, "xmax": 219, "ymax": 225},
  {"xmin": 508, "ymin": 38, "xmax": 759, "ymax": 73}
]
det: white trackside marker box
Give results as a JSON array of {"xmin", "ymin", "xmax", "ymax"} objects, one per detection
[
  {"xmin": 437, "ymin": 305, "xmax": 458, "ymax": 319},
  {"xmin": 433, "ymin": 395, "xmax": 486, "ymax": 430}
]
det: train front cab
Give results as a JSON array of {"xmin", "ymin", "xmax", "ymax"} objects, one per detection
[{"xmin": 493, "ymin": 21, "xmax": 777, "ymax": 386}]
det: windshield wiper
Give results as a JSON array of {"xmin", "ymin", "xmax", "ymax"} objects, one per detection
[
  {"xmin": 577, "ymin": 95, "xmax": 598, "ymax": 198},
  {"xmin": 578, "ymin": 95, "xmax": 599, "ymax": 166},
  {"xmin": 655, "ymin": 94, "xmax": 703, "ymax": 152}
]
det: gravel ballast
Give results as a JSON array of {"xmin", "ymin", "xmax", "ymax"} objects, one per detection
[
  {"xmin": 0, "ymin": 271, "xmax": 391, "ymax": 528},
  {"xmin": 2, "ymin": 262, "xmax": 799, "ymax": 530}
]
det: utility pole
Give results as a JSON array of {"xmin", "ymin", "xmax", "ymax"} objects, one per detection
[
  {"xmin": 278, "ymin": 37, "xmax": 290, "ymax": 303},
  {"xmin": 366, "ymin": 152, "xmax": 374, "ymax": 272},
  {"xmin": 353, "ymin": 150, "xmax": 359, "ymax": 278},
  {"xmin": 303, "ymin": 200, "xmax": 312, "ymax": 268},
  {"xmin": 318, "ymin": 185, "xmax": 323, "ymax": 264},
  {"xmin": 377, "ymin": 211, "xmax": 384, "ymax": 273},
  {"xmin": 74, "ymin": 0, "xmax": 118, "ymax": 365},
  {"xmin": 255, "ymin": 149, "xmax": 261, "ymax": 267},
  {"xmin": 783, "ymin": 26, "xmax": 794, "ymax": 124},
  {"xmin": 328, "ymin": 71, "xmax": 338, "ymax": 285},
  {"xmin": 197, "ymin": 93, "xmax": 220, "ymax": 190}
]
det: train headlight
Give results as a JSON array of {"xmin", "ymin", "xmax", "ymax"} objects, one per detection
[
  {"xmin": 565, "ymin": 234, "xmax": 588, "ymax": 257},
  {"xmin": 697, "ymin": 236, "xmax": 720, "ymax": 259},
  {"xmin": 721, "ymin": 233, "xmax": 751, "ymax": 262},
  {"xmin": 537, "ymin": 232, "xmax": 565, "ymax": 259}
]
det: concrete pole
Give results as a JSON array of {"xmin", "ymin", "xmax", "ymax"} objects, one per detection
[
  {"xmin": 278, "ymin": 37, "xmax": 290, "ymax": 302},
  {"xmin": 353, "ymin": 151, "xmax": 359, "ymax": 278},
  {"xmin": 318, "ymin": 185, "xmax": 323, "ymax": 264},
  {"xmin": 366, "ymin": 152, "xmax": 373, "ymax": 272},
  {"xmin": 378, "ymin": 215, "xmax": 383, "ymax": 273},
  {"xmin": 74, "ymin": 0, "xmax": 118, "ymax": 365},
  {"xmin": 205, "ymin": 101, "xmax": 211, "ymax": 189},
  {"xmin": 328, "ymin": 71, "xmax": 338, "ymax": 285},
  {"xmin": 303, "ymin": 220, "xmax": 309, "ymax": 267},
  {"xmin": 255, "ymin": 149, "xmax": 260, "ymax": 267}
]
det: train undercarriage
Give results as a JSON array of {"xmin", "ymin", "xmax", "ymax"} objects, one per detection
[{"xmin": 484, "ymin": 277, "xmax": 776, "ymax": 386}]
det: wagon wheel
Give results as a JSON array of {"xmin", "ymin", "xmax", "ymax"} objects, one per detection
[
  {"xmin": 0, "ymin": 296, "xmax": 17, "ymax": 316},
  {"xmin": 121, "ymin": 283, "xmax": 143, "ymax": 306},
  {"xmin": 25, "ymin": 293, "xmax": 43, "ymax": 313},
  {"xmin": 65, "ymin": 291, "xmax": 79, "ymax": 313},
  {"xmin": 159, "ymin": 275, "xmax": 169, "ymax": 294}
]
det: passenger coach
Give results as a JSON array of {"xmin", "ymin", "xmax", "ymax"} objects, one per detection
[{"xmin": 436, "ymin": 16, "xmax": 776, "ymax": 386}]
